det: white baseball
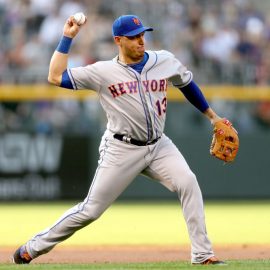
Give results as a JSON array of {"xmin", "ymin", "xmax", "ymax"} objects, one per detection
[{"xmin": 73, "ymin": 12, "xmax": 86, "ymax": 26}]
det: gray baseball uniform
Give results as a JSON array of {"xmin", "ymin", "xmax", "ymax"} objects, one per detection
[{"xmin": 25, "ymin": 50, "xmax": 214, "ymax": 263}]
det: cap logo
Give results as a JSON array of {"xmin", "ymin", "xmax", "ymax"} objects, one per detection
[{"xmin": 132, "ymin": 17, "xmax": 141, "ymax": 26}]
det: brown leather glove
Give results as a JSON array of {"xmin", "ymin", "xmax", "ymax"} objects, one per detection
[{"xmin": 210, "ymin": 119, "xmax": 239, "ymax": 162}]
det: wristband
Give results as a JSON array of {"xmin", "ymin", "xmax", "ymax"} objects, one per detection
[{"xmin": 56, "ymin": 36, "xmax": 73, "ymax": 54}]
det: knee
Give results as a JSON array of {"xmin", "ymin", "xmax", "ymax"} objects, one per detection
[
  {"xmin": 177, "ymin": 170, "xmax": 198, "ymax": 193},
  {"xmin": 79, "ymin": 201, "xmax": 105, "ymax": 224}
]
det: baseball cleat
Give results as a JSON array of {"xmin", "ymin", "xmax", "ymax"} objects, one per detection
[
  {"xmin": 12, "ymin": 245, "xmax": 32, "ymax": 264},
  {"xmin": 193, "ymin": 256, "xmax": 227, "ymax": 265}
]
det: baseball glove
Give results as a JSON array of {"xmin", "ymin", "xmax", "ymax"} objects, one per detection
[{"xmin": 210, "ymin": 118, "xmax": 239, "ymax": 162}]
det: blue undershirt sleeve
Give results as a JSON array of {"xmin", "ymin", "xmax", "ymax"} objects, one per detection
[
  {"xmin": 60, "ymin": 69, "xmax": 74, "ymax": 89},
  {"xmin": 178, "ymin": 80, "xmax": 209, "ymax": 113}
]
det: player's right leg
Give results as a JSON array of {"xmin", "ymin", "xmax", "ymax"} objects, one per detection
[{"xmin": 13, "ymin": 131, "xmax": 148, "ymax": 263}]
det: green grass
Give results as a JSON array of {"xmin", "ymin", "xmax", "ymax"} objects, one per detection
[
  {"xmin": 1, "ymin": 200, "xmax": 270, "ymax": 246},
  {"xmin": 1, "ymin": 260, "xmax": 270, "ymax": 270},
  {"xmin": 1, "ymin": 201, "xmax": 270, "ymax": 269}
]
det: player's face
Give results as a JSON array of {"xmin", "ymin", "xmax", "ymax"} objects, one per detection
[{"xmin": 115, "ymin": 32, "xmax": 146, "ymax": 64}]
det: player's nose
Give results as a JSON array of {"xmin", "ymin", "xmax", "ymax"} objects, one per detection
[{"xmin": 138, "ymin": 36, "xmax": 144, "ymax": 45}]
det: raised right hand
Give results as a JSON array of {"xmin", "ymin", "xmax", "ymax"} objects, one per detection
[{"xmin": 63, "ymin": 15, "xmax": 86, "ymax": 38}]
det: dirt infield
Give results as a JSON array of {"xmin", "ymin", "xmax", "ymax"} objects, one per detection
[{"xmin": 1, "ymin": 244, "xmax": 269, "ymax": 264}]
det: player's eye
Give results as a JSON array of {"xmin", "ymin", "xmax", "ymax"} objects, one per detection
[
  {"xmin": 126, "ymin": 33, "xmax": 145, "ymax": 40},
  {"xmin": 126, "ymin": 36, "xmax": 136, "ymax": 40}
]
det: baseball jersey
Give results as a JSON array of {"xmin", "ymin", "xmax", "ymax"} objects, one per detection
[{"xmin": 68, "ymin": 50, "xmax": 193, "ymax": 141}]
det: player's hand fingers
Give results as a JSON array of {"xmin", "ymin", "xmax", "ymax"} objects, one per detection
[
  {"xmin": 63, "ymin": 17, "xmax": 80, "ymax": 38},
  {"xmin": 67, "ymin": 17, "xmax": 73, "ymax": 26},
  {"xmin": 70, "ymin": 16, "xmax": 77, "ymax": 25},
  {"xmin": 67, "ymin": 16, "xmax": 79, "ymax": 27}
]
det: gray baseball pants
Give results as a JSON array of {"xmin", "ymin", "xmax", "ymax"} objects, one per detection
[{"xmin": 25, "ymin": 130, "xmax": 214, "ymax": 263}]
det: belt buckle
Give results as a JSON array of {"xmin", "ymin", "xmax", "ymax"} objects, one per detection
[{"xmin": 123, "ymin": 135, "xmax": 132, "ymax": 144}]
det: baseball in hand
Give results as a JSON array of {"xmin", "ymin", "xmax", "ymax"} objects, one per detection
[{"xmin": 73, "ymin": 12, "xmax": 86, "ymax": 26}]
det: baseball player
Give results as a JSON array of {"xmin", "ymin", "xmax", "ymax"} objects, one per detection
[{"xmin": 13, "ymin": 14, "xmax": 226, "ymax": 265}]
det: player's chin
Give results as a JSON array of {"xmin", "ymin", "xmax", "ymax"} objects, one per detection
[{"xmin": 136, "ymin": 49, "xmax": 145, "ymax": 57}]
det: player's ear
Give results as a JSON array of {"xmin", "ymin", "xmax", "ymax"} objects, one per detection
[{"xmin": 114, "ymin": 36, "xmax": 121, "ymax": 45}]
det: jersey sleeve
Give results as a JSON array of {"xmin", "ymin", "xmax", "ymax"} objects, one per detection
[
  {"xmin": 67, "ymin": 63, "xmax": 101, "ymax": 92},
  {"xmin": 163, "ymin": 51, "xmax": 193, "ymax": 88}
]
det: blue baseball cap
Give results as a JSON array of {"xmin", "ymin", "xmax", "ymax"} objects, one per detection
[{"xmin": 112, "ymin": 15, "xmax": 153, "ymax": 37}]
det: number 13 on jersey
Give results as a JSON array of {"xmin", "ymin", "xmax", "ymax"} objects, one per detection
[{"xmin": 156, "ymin": 97, "xmax": 167, "ymax": 116}]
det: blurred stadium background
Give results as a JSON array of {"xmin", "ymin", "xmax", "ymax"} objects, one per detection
[{"xmin": 0, "ymin": 0, "xmax": 270, "ymax": 202}]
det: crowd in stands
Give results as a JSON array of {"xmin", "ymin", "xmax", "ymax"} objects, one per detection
[
  {"xmin": 0, "ymin": 0, "xmax": 270, "ymax": 133},
  {"xmin": 1, "ymin": 0, "xmax": 270, "ymax": 84}
]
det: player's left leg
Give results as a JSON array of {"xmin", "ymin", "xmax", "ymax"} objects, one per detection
[{"xmin": 142, "ymin": 134, "xmax": 215, "ymax": 264}]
